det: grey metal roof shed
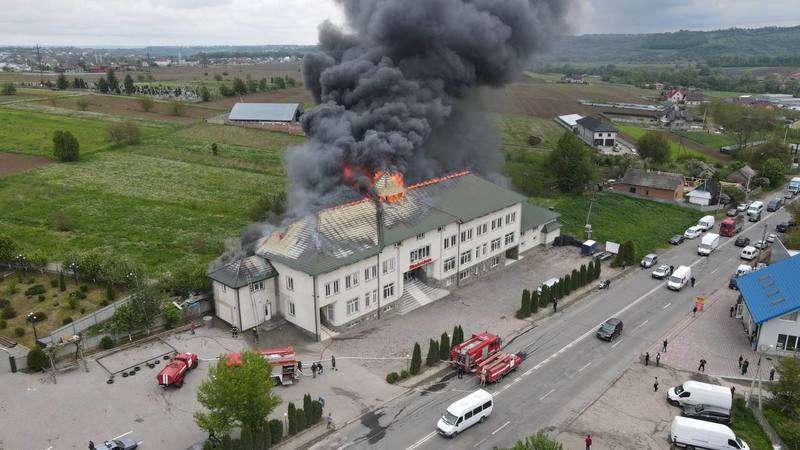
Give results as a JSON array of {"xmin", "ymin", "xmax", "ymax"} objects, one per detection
[{"xmin": 228, "ymin": 103, "xmax": 301, "ymax": 122}]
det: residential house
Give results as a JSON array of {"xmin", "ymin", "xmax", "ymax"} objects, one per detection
[
  {"xmin": 613, "ymin": 168, "xmax": 685, "ymax": 201},
  {"xmin": 664, "ymin": 88, "xmax": 686, "ymax": 103},
  {"xmin": 725, "ymin": 165, "xmax": 758, "ymax": 189},
  {"xmin": 659, "ymin": 106, "xmax": 694, "ymax": 128},
  {"xmin": 575, "ymin": 116, "xmax": 617, "ymax": 152},
  {"xmin": 684, "ymin": 91, "xmax": 707, "ymax": 106}
]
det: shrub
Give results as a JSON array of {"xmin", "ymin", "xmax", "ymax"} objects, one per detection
[
  {"xmin": 410, "ymin": 342, "xmax": 422, "ymax": 375},
  {"xmin": 400, "ymin": 369, "xmax": 410, "ymax": 379},
  {"xmin": 50, "ymin": 279, "xmax": 59, "ymax": 288},
  {"xmin": 29, "ymin": 311, "xmax": 46, "ymax": 322},
  {"xmin": 99, "ymin": 336, "xmax": 114, "ymax": 350},
  {"xmin": 76, "ymin": 97, "xmax": 90, "ymax": 111},
  {"xmin": 439, "ymin": 332, "xmax": 450, "ymax": 360},
  {"xmin": 1, "ymin": 82, "xmax": 16, "ymax": 95},
  {"xmin": 563, "ymin": 274, "xmax": 572, "ymax": 295},
  {"xmin": 1, "ymin": 304, "xmax": 17, "ymax": 319},
  {"xmin": 268, "ymin": 419, "xmax": 283, "ymax": 444},
  {"xmin": 62, "ymin": 317, "xmax": 73, "ymax": 325},
  {"xmin": 13, "ymin": 327, "xmax": 24, "ymax": 337},
  {"xmin": 386, "ymin": 371, "xmax": 400, "ymax": 384},
  {"xmin": 107, "ymin": 121, "xmax": 141, "ymax": 145},
  {"xmin": 452, "ymin": 325, "xmax": 464, "ymax": 348},
  {"xmin": 295, "ymin": 408, "xmax": 307, "ymax": 432},
  {"xmin": 580, "ymin": 264, "xmax": 588, "ymax": 287},
  {"xmin": 79, "ymin": 307, "xmax": 85, "ymax": 314},
  {"xmin": 426, "ymin": 338, "xmax": 440, "ymax": 367},
  {"xmin": 38, "ymin": 294, "xmax": 45, "ymax": 302},
  {"xmin": 105, "ymin": 285, "xmax": 115, "ymax": 302},
  {"xmin": 79, "ymin": 285, "xmax": 89, "ymax": 293},
  {"xmin": 27, "ymin": 346, "xmax": 50, "ymax": 372},
  {"xmin": 287, "ymin": 402, "xmax": 297, "ymax": 435},
  {"xmin": 168, "ymin": 99, "xmax": 186, "ymax": 116},
  {"xmin": 25, "ymin": 284, "xmax": 46, "ymax": 296},
  {"xmin": 138, "ymin": 96, "xmax": 155, "ymax": 112},
  {"xmin": 531, "ymin": 291, "xmax": 539, "ymax": 313},
  {"xmin": 99, "ymin": 300, "xmax": 109, "ymax": 307},
  {"xmin": 68, "ymin": 296, "xmax": 78, "ymax": 310},
  {"xmin": 163, "ymin": 305, "xmax": 181, "ymax": 330},
  {"xmin": 0, "ymin": 319, "xmax": 5, "ymax": 329},
  {"xmin": 59, "ymin": 272, "xmax": 66, "ymax": 292},
  {"xmin": 53, "ymin": 130, "xmax": 80, "ymax": 162}
]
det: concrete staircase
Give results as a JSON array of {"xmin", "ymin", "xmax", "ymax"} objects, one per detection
[
  {"xmin": 397, "ymin": 278, "xmax": 450, "ymax": 315},
  {"xmin": 319, "ymin": 323, "xmax": 339, "ymax": 341}
]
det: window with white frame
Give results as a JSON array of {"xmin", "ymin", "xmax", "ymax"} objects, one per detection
[
  {"xmin": 288, "ymin": 301, "xmax": 296, "ymax": 316},
  {"xmin": 383, "ymin": 282, "xmax": 395, "ymax": 299},
  {"xmin": 475, "ymin": 245, "xmax": 481, "ymax": 258},
  {"xmin": 491, "ymin": 218, "xmax": 502, "ymax": 230},
  {"xmin": 345, "ymin": 272, "xmax": 359, "ymax": 289},
  {"xmin": 460, "ymin": 249, "xmax": 472, "ymax": 265},
  {"xmin": 410, "ymin": 245, "xmax": 431, "ymax": 263},
  {"xmin": 285, "ymin": 276, "xmax": 294, "ymax": 292},
  {"xmin": 250, "ymin": 280, "xmax": 264, "ymax": 292},
  {"xmin": 476, "ymin": 223, "xmax": 488, "ymax": 236},
  {"xmin": 491, "ymin": 238, "xmax": 501, "ymax": 251},
  {"xmin": 444, "ymin": 234, "xmax": 457, "ymax": 249},
  {"xmin": 505, "ymin": 212, "xmax": 516, "ymax": 225},
  {"xmin": 459, "ymin": 271, "xmax": 469, "ymax": 281},
  {"xmin": 382, "ymin": 258, "xmax": 395, "ymax": 274},
  {"xmin": 482, "ymin": 243, "xmax": 488, "ymax": 254},
  {"xmin": 505, "ymin": 232, "xmax": 515, "ymax": 245},
  {"xmin": 490, "ymin": 255, "xmax": 500, "ymax": 267},
  {"xmin": 416, "ymin": 233, "xmax": 425, "ymax": 240},
  {"xmin": 444, "ymin": 257, "xmax": 456, "ymax": 272},
  {"xmin": 346, "ymin": 298, "xmax": 360, "ymax": 316},
  {"xmin": 777, "ymin": 333, "xmax": 798, "ymax": 351},
  {"xmin": 364, "ymin": 291, "xmax": 371, "ymax": 308},
  {"xmin": 460, "ymin": 228, "xmax": 473, "ymax": 242},
  {"xmin": 364, "ymin": 264, "xmax": 377, "ymax": 281},
  {"xmin": 324, "ymin": 280, "xmax": 340, "ymax": 297}
]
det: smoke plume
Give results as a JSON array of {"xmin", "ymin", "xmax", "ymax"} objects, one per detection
[{"xmin": 286, "ymin": 0, "xmax": 569, "ymax": 217}]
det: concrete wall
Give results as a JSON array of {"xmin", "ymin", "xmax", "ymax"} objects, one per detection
[{"xmin": 758, "ymin": 313, "xmax": 800, "ymax": 355}]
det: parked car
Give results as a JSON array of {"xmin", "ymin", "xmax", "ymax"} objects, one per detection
[
  {"xmin": 682, "ymin": 404, "xmax": 732, "ymax": 425},
  {"xmin": 684, "ymin": 226, "xmax": 703, "ymax": 239},
  {"xmin": 785, "ymin": 190, "xmax": 795, "ymax": 200},
  {"xmin": 640, "ymin": 253, "xmax": 658, "ymax": 268},
  {"xmin": 766, "ymin": 233, "xmax": 777, "ymax": 243},
  {"xmin": 652, "ymin": 265, "xmax": 672, "ymax": 279},
  {"xmin": 767, "ymin": 198, "xmax": 783, "ymax": 212},
  {"xmin": 776, "ymin": 220, "xmax": 797, "ymax": 233},
  {"xmin": 753, "ymin": 240, "xmax": 768, "ymax": 250},
  {"xmin": 93, "ymin": 437, "xmax": 138, "ymax": 450},
  {"xmin": 669, "ymin": 417, "xmax": 748, "ymax": 450},
  {"xmin": 740, "ymin": 246, "xmax": 759, "ymax": 261},
  {"xmin": 736, "ymin": 203, "xmax": 748, "ymax": 213},
  {"xmin": 726, "ymin": 208, "xmax": 739, "ymax": 217},
  {"xmin": 734, "ymin": 236, "xmax": 750, "ymax": 247},
  {"xmin": 596, "ymin": 318, "xmax": 623, "ymax": 341},
  {"xmin": 595, "ymin": 251, "xmax": 613, "ymax": 262},
  {"xmin": 669, "ymin": 235, "xmax": 685, "ymax": 245}
]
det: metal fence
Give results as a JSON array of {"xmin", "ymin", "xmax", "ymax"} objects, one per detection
[{"xmin": 37, "ymin": 294, "xmax": 133, "ymax": 346}]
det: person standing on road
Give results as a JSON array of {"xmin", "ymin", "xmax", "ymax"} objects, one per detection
[
  {"xmin": 190, "ymin": 320, "xmax": 196, "ymax": 335},
  {"xmin": 645, "ymin": 352, "xmax": 650, "ymax": 366},
  {"xmin": 738, "ymin": 355, "xmax": 743, "ymax": 368},
  {"xmin": 326, "ymin": 412, "xmax": 333, "ymax": 429},
  {"xmin": 691, "ymin": 276, "xmax": 696, "ymax": 287},
  {"xmin": 480, "ymin": 368, "xmax": 487, "ymax": 387},
  {"xmin": 585, "ymin": 434, "xmax": 592, "ymax": 450},
  {"xmin": 331, "ymin": 354, "xmax": 337, "ymax": 371},
  {"xmin": 730, "ymin": 305, "xmax": 735, "ymax": 318},
  {"xmin": 654, "ymin": 376, "xmax": 659, "ymax": 392},
  {"xmin": 692, "ymin": 305, "xmax": 698, "ymax": 317},
  {"xmin": 770, "ymin": 366, "xmax": 776, "ymax": 381},
  {"xmin": 698, "ymin": 358, "xmax": 706, "ymax": 372},
  {"xmin": 656, "ymin": 352, "xmax": 661, "ymax": 367},
  {"xmin": 742, "ymin": 359, "xmax": 749, "ymax": 375},
  {"xmin": 457, "ymin": 364, "xmax": 464, "ymax": 379},
  {"xmin": 88, "ymin": 441, "xmax": 96, "ymax": 450},
  {"xmin": 730, "ymin": 386, "xmax": 735, "ymax": 397},
  {"xmin": 552, "ymin": 299, "xmax": 557, "ymax": 313},
  {"xmin": 662, "ymin": 339, "xmax": 668, "ymax": 353}
]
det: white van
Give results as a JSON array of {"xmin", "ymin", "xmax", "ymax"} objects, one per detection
[
  {"xmin": 740, "ymin": 246, "xmax": 758, "ymax": 261},
  {"xmin": 436, "ymin": 389, "xmax": 493, "ymax": 437},
  {"xmin": 697, "ymin": 215, "xmax": 715, "ymax": 231},
  {"xmin": 747, "ymin": 201, "xmax": 764, "ymax": 222},
  {"xmin": 667, "ymin": 380, "xmax": 733, "ymax": 410},
  {"xmin": 667, "ymin": 265, "xmax": 691, "ymax": 291},
  {"xmin": 698, "ymin": 233, "xmax": 720, "ymax": 256},
  {"xmin": 537, "ymin": 277, "xmax": 560, "ymax": 295},
  {"xmin": 736, "ymin": 264, "xmax": 753, "ymax": 276},
  {"xmin": 670, "ymin": 416, "xmax": 749, "ymax": 450}
]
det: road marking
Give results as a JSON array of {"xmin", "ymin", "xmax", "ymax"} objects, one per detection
[
  {"xmin": 577, "ymin": 361, "xmax": 592, "ymax": 373},
  {"xmin": 491, "ymin": 420, "xmax": 511, "ymax": 435},
  {"xmin": 611, "ymin": 338, "xmax": 624, "ymax": 348},
  {"xmin": 112, "ymin": 431, "xmax": 133, "ymax": 440},
  {"xmin": 473, "ymin": 437, "xmax": 490, "ymax": 448},
  {"xmin": 407, "ymin": 431, "xmax": 437, "ymax": 450},
  {"xmin": 539, "ymin": 388, "xmax": 555, "ymax": 400},
  {"xmin": 663, "ymin": 302, "xmax": 672, "ymax": 310},
  {"xmin": 634, "ymin": 320, "xmax": 649, "ymax": 331}
]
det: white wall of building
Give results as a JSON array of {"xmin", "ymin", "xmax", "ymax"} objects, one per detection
[
  {"xmin": 758, "ymin": 311, "xmax": 800, "ymax": 355},
  {"xmin": 271, "ymin": 262, "xmax": 319, "ymax": 337},
  {"xmin": 213, "ymin": 281, "xmax": 238, "ymax": 326},
  {"xmin": 212, "ymin": 278, "xmax": 277, "ymax": 331}
]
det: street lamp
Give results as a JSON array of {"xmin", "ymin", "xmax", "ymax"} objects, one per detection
[{"xmin": 26, "ymin": 312, "xmax": 39, "ymax": 342}]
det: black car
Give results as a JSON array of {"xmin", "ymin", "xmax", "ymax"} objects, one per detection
[
  {"xmin": 668, "ymin": 235, "xmax": 685, "ymax": 245},
  {"xmin": 767, "ymin": 198, "xmax": 783, "ymax": 212},
  {"xmin": 729, "ymin": 276, "xmax": 738, "ymax": 290},
  {"xmin": 734, "ymin": 236, "xmax": 750, "ymax": 247},
  {"xmin": 776, "ymin": 220, "xmax": 797, "ymax": 233},
  {"xmin": 596, "ymin": 318, "xmax": 623, "ymax": 341},
  {"xmin": 681, "ymin": 404, "xmax": 731, "ymax": 425}
]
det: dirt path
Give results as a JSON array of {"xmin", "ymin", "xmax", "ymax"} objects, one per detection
[{"xmin": 0, "ymin": 152, "xmax": 53, "ymax": 178}]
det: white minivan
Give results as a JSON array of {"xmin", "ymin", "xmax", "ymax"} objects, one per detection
[
  {"xmin": 747, "ymin": 201, "xmax": 764, "ymax": 222},
  {"xmin": 668, "ymin": 265, "xmax": 691, "ymax": 291},
  {"xmin": 697, "ymin": 215, "xmax": 715, "ymax": 231},
  {"xmin": 670, "ymin": 416, "xmax": 749, "ymax": 450},
  {"xmin": 437, "ymin": 389, "xmax": 493, "ymax": 437},
  {"xmin": 667, "ymin": 380, "xmax": 733, "ymax": 410},
  {"xmin": 740, "ymin": 246, "xmax": 758, "ymax": 261}
]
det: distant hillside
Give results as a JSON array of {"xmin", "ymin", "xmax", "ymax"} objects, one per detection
[{"xmin": 541, "ymin": 25, "xmax": 800, "ymax": 66}]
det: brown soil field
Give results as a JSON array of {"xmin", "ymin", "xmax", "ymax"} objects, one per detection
[
  {"xmin": 204, "ymin": 87, "xmax": 314, "ymax": 110},
  {"xmin": 479, "ymin": 77, "xmax": 658, "ymax": 119},
  {"xmin": 0, "ymin": 152, "xmax": 53, "ymax": 178},
  {"xmin": 41, "ymin": 94, "xmax": 221, "ymax": 124}
]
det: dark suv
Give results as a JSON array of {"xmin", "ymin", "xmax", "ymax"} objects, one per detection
[
  {"xmin": 682, "ymin": 404, "xmax": 731, "ymax": 425},
  {"xmin": 777, "ymin": 220, "xmax": 797, "ymax": 233},
  {"xmin": 596, "ymin": 318, "xmax": 623, "ymax": 341}
]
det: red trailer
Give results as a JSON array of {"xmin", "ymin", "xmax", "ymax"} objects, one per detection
[
  {"xmin": 450, "ymin": 332, "xmax": 502, "ymax": 372},
  {"xmin": 224, "ymin": 347, "xmax": 298, "ymax": 386},
  {"xmin": 157, "ymin": 352, "xmax": 198, "ymax": 388},
  {"xmin": 475, "ymin": 352, "xmax": 521, "ymax": 384}
]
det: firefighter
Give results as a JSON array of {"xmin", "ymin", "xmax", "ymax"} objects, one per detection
[{"xmin": 480, "ymin": 368, "xmax": 487, "ymax": 387}]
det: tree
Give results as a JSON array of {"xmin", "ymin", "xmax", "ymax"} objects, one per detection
[
  {"xmin": 548, "ymin": 132, "xmax": 596, "ymax": 193},
  {"xmin": 138, "ymin": 96, "xmax": 155, "ymax": 112},
  {"xmin": 0, "ymin": 235, "xmax": 17, "ymax": 267},
  {"xmin": 200, "ymin": 86, "xmax": 211, "ymax": 102},
  {"xmin": 58, "ymin": 271, "xmax": 66, "ymax": 291},
  {"xmin": 110, "ymin": 303, "xmax": 142, "ymax": 341},
  {"xmin": 163, "ymin": 305, "xmax": 181, "ymax": 329},
  {"xmin": 636, "ymin": 131, "xmax": 670, "ymax": 163},
  {"xmin": 452, "ymin": 325, "xmax": 464, "ymax": 348},
  {"xmin": 123, "ymin": 74, "xmax": 135, "ymax": 95},
  {"xmin": 758, "ymin": 158, "xmax": 786, "ymax": 188},
  {"xmin": 747, "ymin": 140, "xmax": 792, "ymax": 167},
  {"xmin": 623, "ymin": 240, "xmax": 636, "ymax": 266},
  {"xmin": 27, "ymin": 346, "xmax": 50, "ymax": 372},
  {"xmin": 162, "ymin": 262, "xmax": 213, "ymax": 297},
  {"xmin": 769, "ymin": 357, "xmax": 800, "ymax": 418},
  {"xmin": 246, "ymin": 79, "xmax": 259, "ymax": 93},
  {"xmin": 439, "ymin": 332, "xmax": 450, "ymax": 361},
  {"xmin": 530, "ymin": 291, "xmax": 539, "ymax": 313},
  {"xmin": 563, "ymin": 274, "xmax": 572, "ymax": 295},
  {"xmin": 594, "ymin": 258, "xmax": 602, "ymax": 280},
  {"xmin": 518, "ymin": 289, "xmax": 531, "ymax": 318},
  {"xmin": 195, "ymin": 351, "xmax": 282, "ymax": 438},
  {"xmin": 571, "ymin": 269, "xmax": 580, "ymax": 290},
  {"xmin": 56, "ymin": 73, "xmax": 68, "ymax": 90},
  {"xmin": 129, "ymin": 284, "xmax": 166, "ymax": 335},
  {"xmin": 426, "ymin": 338, "xmax": 439, "ymax": 367},
  {"xmin": 219, "ymin": 83, "xmax": 236, "ymax": 97},
  {"xmin": 409, "ymin": 342, "xmax": 422, "ymax": 375},
  {"xmin": 287, "ymin": 402, "xmax": 297, "ymax": 435},
  {"xmin": 53, "ymin": 130, "xmax": 80, "ymax": 162},
  {"xmin": 503, "ymin": 430, "xmax": 564, "ymax": 450},
  {"xmin": 1, "ymin": 82, "xmax": 16, "ymax": 95},
  {"xmin": 27, "ymin": 250, "xmax": 47, "ymax": 273},
  {"xmin": 106, "ymin": 69, "xmax": 120, "ymax": 93},
  {"xmin": 580, "ymin": 264, "xmax": 588, "ymax": 287},
  {"xmin": 539, "ymin": 286, "xmax": 550, "ymax": 308},
  {"xmin": 274, "ymin": 77, "xmax": 286, "ymax": 89},
  {"xmin": 96, "ymin": 78, "xmax": 109, "ymax": 93},
  {"xmin": 232, "ymin": 78, "xmax": 247, "ymax": 95}
]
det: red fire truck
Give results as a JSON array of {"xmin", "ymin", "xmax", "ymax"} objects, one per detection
[
  {"xmin": 450, "ymin": 332, "xmax": 502, "ymax": 372},
  {"xmin": 475, "ymin": 352, "xmax": 522, "ymax": 384},
  {"xmin": 719, "ymin": 216, "xmax": 743, "ymax": 237},
  {"xmin": 224, "ymin": 347, "xmax": 298, "ymax": 386},
  {"xmin": 156, "ymin": 352, "xmax": 198, "ymax": 388}
]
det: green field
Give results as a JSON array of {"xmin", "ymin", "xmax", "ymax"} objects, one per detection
[
  {"xmin": 616, "ymin": 124, "xmax": 707, "ymax": 160},
  {"xmin": 730, "ymin": 398, "xmax": 773, "ymax": 450},
  {"xmin": 764, "ymin": 405, "xmax": 800, "ymax": 450},
  {"xmin": 492, "ymin": 113, "xmax": 565, "ymax": 151},
  {"xmin": 675, "ymin": 131, "xmax": 737, "ymax": 149},
  {"xmin": 0, "ymin": 107, "xmax": 173, "ymax": 157},
  {"xmin": 535, "ymin": 192, "xmax": 703, "ymax": 259}
]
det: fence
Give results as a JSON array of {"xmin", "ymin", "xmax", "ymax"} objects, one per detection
[{"xmin": 37, "ymin": 294, "xmax": 134, "ymax": 346}]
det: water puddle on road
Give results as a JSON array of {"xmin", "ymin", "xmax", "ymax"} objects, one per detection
[{"xmin": 360, "ymin": 408, "xmax": 388, "ymax": 445}]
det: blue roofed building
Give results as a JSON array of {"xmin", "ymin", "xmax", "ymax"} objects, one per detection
[{"xmin": 737, "ymin": 254, "xmax": 800, "ymax": 356}]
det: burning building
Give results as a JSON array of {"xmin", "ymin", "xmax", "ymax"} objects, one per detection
[{"xmin": 208, "ymin": 171, "xmax": 559, "ymax": 340}]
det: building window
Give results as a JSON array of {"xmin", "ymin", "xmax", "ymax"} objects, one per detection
[
  {"xmin": 491, "ymin": 218, "xmax": 502, "ymax": 230},
  {"xmin": 482, "ymin": 243, "xmax": 488, "ymax": 254},
  {"xmin": 475, "ymin": 245, "xmax": 481, "ymax": 258},
  {"xmin": 491, "ymin": 238, "xmax": 501, "ymax": 252},
  {"xmin": 505, "ymin": 232, "xmax": 515, "ymax": 246},
  {"xmin": 345, "ymin": 272, "xmax": 359, "ymax": 289},
  {"xmin": 346, "ymin": 298, "xmax": 360, "ymax": 316},
  {"xmin": 444, "ymin": 234, "xmax": 457, "ymax": 249},
  {"xmin": 285, "ymin": 276, "xmax": 294, "ymax": 292},
  {"xmin": 250, "ymin": 280, "xmax": 264, "ymax": 292},
  {"xmin": 416, "ymin": 233, "xmax": 425, "ymax": 240},
  {"xmin": 459, "ymin": 271, "xmax": 469, "ymax": 281},
  {"xmin": 383, "ymin": 282, "xmax": 395, "ymax": 299},
  {"xmin": 490, "ymin": 255, "xmax": 500, "ymax": 267},
  {"xmin": 460, "ymin": 228, "xmax": 473, "ymax": 243},
  {"xmin": 324, "ymin": 280, "xmax": 340, "ymax": 297},
  {"xmin": 382, "ymin": 258, "xmax": 395, "ymax": 275},
  {"xmin": 444, "ymin": 257, "xmax": 456, "ymax": 272},
  {"xmin": 476, "ymin": 223, "xmax": 488, "ymax": 236},
  {"xmin": 364, "ymin": 264, "xmax": 377, "ymax": 281},
  {"xmin": 364, "ymin": 291, "xmax": 371, "ymax": 308},
  {"xmin": 460, "ymin": 249, "xmax": 472, "ymax": 265},
  {"xmin": 410, "ymin": 245, "xmax": 431, "ymax": 263},
  {"xmin": 288, "ymin": 301, "xmax": 296, "ymax": 317}
]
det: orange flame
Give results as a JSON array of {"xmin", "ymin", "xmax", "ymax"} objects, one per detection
[{"xmin": 341, "ymin": 165, "xmax": 407, "ymax": 203}]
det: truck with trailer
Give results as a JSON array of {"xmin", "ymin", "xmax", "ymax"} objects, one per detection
[
  {"xmin": 157, "ymin": 352, "xmax": 198, "ymax": 388},
  {"xmin": 719, "ymin": 216, "xmax": 743, "ymax": 237},
  {"xmin": 450, "ymin": 332, "xmax": 502, "ymax": 373},
  {"xmin": 475, "ymin": 352, "xmax": 522, "ymax": 384}
]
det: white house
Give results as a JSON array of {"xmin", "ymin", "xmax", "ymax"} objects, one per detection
[
  {"xmin": 575, "ymin": 116, "xmax": 617, "ymax": 152},
  {"xmin": 209, "ymin": 172, "xmax": 560, "ymax": 340},
  {"xmin": 737, "ymin": 254, "xmax": 800, "ymax": 356},
  {"xmin": 686, "ymin": 189, "xmax": 712, "ymax": 206},
  {"xmin": 207, "ymin": 256, "xmax": 277, "ymax": 331}
]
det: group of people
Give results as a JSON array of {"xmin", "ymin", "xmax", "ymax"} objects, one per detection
[{"xmin": 299, "ymin": 355, "xmax": 337, "ymax": 378}]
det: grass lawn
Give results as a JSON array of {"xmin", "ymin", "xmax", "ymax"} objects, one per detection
[
  {"xmin": 764, "ymin": 405, "xmax": 800, "ymax": 449},
  {"xmin": 491, "ymin": 113, "xmax": 565, "ymax": 151},
  {"xmin": 0, "ymin": 273, "xmax": 121, "ymax": 348},
  {"xmin": 616, "ymin": 124, "xmax": 707, "ymax": 160},
  {"xmin": 534, "ymin": 192, "xmax": 703, "ymax": 259},
  {"xmin": 675, "ymin": 131, "xmax": 737, "ymax": 149},
  {"xmin": 730, "ymin": 398, "xmax": 773, "ymax": 450},
  {"xmin": 0, "ymin": 106, "xmax": 172, "ymax": 157}
]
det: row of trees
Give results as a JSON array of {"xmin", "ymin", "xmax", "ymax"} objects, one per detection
[
  {"xmin": 218, "ymin": 75, "xmax": 296, "ymax": 98},
  {"xmin": 517, "ymin": 260, "xmax": 602, "ymax": 318},
  {"xmin": 287, "ymin": 394, "xmax": 323, "ymax": 436},
  {"xmin": 388, "ymin": 325, "xmax": 465, "ymax": 383}
]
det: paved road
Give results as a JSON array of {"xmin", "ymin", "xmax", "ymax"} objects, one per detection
[{"xmin": 312, "ymin": 198, "xmax": 794, "ymax": 450}]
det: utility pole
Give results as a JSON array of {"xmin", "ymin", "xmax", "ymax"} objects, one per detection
[
  {"xmin": 35, "ymin": 44, "xmax": 43, "ymax": 86},
  {"xmin": 584, "ymin": 191, "xmax": 596, "ymax": 240}
]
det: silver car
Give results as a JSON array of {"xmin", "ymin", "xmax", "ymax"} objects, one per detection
[
  {"xmin": 640, "ymin": 253, "xmax": 658, "ymax": 268},
  {"xmin": 652, "ymin": 264, "xmax": 672, "ymax": 279}
]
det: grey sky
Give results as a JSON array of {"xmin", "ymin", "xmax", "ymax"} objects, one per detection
[{"xmin": 0, "ymin": 0, "xmax": 798, "ymax": 46}]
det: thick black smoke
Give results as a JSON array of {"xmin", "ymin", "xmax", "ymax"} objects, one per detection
[{"xmin": 286, "ymin": 0, "xmax": 570, "ymax": 217}]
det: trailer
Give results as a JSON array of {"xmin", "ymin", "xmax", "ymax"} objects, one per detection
[
  {"xmin": 475, "ymin": 352, "xmax": 521, "ymax": 384},
  {"xmin": 450, "ymin": 332, "xmax": 502, "ymax": 372},
  {"xmin": 224, "ymin": 347, "xmax": 298, "ymax": 386}
]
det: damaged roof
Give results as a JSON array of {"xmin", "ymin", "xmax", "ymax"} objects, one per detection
[
  {"xmin": 208, "ymin": 255, "xmax": 277, "ymax": 288},
  {"xmin": 256, "ymin": 172, "xmax": 542, "ymax": 276}
]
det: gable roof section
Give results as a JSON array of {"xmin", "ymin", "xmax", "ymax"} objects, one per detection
[
  {"xmin": 576, "ymin": 116, "xmax": 617, "ymax": 133},
  {"xmin": 229, "ymin": 103, "xmax": 300, "ymax": 122},
  {"xmin": 257, "ymin": 173, "xmax": 528, "ymax": 275},
  {"xmin": 738, "ymin": 254, "xmax": 800, "ymax": 324},
  {"xmin": 208, "ymin": 256, "xmax": 277, "ymax": 288},
  {"xmin": 620, "ymin": 168, "xmax": 684, "ymax": 192},
  {"xmin": 687, "ymin": 189, "xmax": 712, "ymax": 199},
  {"xmin": 521, "ymin": 201, "xmax": 560, "ymax": 232},
  {"xmin": 726, "ymin": 165, "xmax": 757, "ymax": 185}
]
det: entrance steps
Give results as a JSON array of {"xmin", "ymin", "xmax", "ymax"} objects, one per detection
[
  {"xmin": 397, "ymin": 278, "xmax": 449, "ymax": 315},
  {"xmin": 319, "ymin": 324, "xmax": 339, "ymax": 341}
]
